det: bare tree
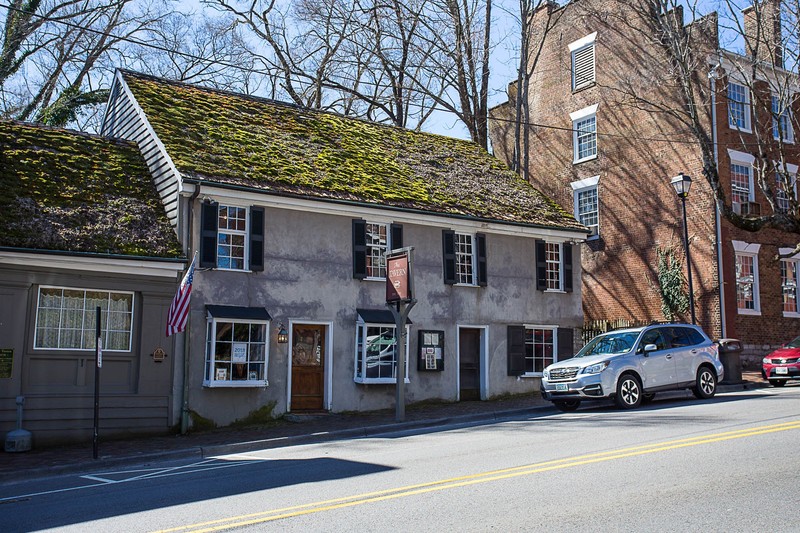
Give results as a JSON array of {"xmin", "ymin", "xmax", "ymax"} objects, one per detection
[{"xmin": 613, "ymin": 0, "xmax": 800, "ymax": 241}]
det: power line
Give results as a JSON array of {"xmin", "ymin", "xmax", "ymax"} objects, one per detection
[{"xmin": 0, "ymin": 1, "xmax": 789, "ymax": 148}]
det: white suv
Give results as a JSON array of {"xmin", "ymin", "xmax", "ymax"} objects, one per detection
[{"xmin": 541, "ymin": 324, "xmax": 724, "ymax": 411}]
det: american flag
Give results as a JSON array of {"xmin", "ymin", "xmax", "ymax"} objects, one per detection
[{"xmin": 166, "ymin": 253, "xmax": 197, "ymax": 337}]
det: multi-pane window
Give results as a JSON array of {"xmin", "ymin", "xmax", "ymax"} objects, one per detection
[
  {"xmin": 772, "ymin": 95, "xmax": 793, "ymax": 142},
  {"xmin": 546, "ymin": 242, "xmax": 562, "ymax": 290},
  {"xmin": 731, "ymin": 163, "xmax": 752, "ymax": 205},
  {"xmin": 776, "ymin": 171, "xmax": 794, "ymax": 213},
  {"xmin": 728, "ymin": 82, "xmax": 750, "ymax": 130},
  {"xmin": 354, "ymin": 322, "xmax": 409, "ymax": 384},
  {"xmin": 782, "ymin": 259, "xmax": 799, "ymax": 314},
  {"xmin": 576, "ymin": 186, "xmax": 599, "ymax": 235},
  {"xmin": 365, "ymin": 222, "xmax": 388, "ymax": 278},
  {"xmin": 455, "ymin": 233, "xmax": 475, "ymax": 284},
  {"xmin": 217, "ymin": 205, "xmax": 247, "ymax": 270},
  {"xmin": 574, "ymin": 115, "xmax": 597, "ymax": 162},
  {"xmin": 524, "ymin": 327, "xmax": 556, "ymax": 374},
  {"xmin": 35, "ymin": 287, "xmax": 134, "ymax": 351},
  {"xmin": 735, "ymin": 252, "xmax": 759, "ymax": 313},
  {"xmin": 570, "ymin": 33, "xmax": 596, "ymax": 91},
  {"xmin": 205, "ymin": 319, "xmax": 268, "ymax": 385}
]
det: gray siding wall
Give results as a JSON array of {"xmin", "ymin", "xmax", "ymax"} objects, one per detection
[
  {"xmin": 186, "ymin": 202, "xmax": 583, "ymax": 426},
  {"xmin": 0, "ymin": 263, "xmax": 179, "ymax": 445}
]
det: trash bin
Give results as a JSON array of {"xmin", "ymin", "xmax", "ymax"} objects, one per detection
[{"xmin": 717, "ymin": 338, "xmax": 743, "ymax": 384}]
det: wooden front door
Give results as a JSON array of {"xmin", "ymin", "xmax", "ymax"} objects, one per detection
[
  {"xmin": 459, "ymin": 328, "xmax": 481, "ymax": 401},
  {"xmin": 291, "ymin": 324, "xmax": 326, "ymax": 411}
]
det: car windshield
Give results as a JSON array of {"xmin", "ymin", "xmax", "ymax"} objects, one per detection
[
  {"xmin": 786, "ymin": 336, "xmax": 800, "ymax": 348},
  {"xmin": 575, "ymin": 331, "xmax": 640, "ymax": 357}
]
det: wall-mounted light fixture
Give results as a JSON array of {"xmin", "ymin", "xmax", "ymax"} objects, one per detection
[{"xmin": 277, "ymin": 324, "xmax": 288, "ymax": 344}]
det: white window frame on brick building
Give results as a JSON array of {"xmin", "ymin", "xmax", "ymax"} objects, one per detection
[
  {"xmin": 570, "ymin": 104, "xmax": 598, "ymax": 164},
  {"xmin": 780, "ymin": 247, "xmax": 800, "ymax": 317},
  {"xmin": 733, "ymin": 240, "xmax": 761, "ymax": 315},
  {"xmin": 774, "ymin": 162, "xmax": 798, "ymax": 214},
  {"xmin": 728, "ymin": 149, "xmax": 756, "ymax": 214},
  {"xmin": 728, "ymin": 81, "xmax": 752, "ymax": 132},
  {"xmin": 571, "ymin": 175, "xmax": 599, "ymax": 238},
  {"xmin": 569, "ymin": 32, "xmax": 597, "ymax": 92},
  {"xmin": 772, "ymin": 94, "xmax": 794, "ymax": 143}
]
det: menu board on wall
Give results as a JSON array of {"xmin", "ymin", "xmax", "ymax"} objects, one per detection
[{"xmin": 417, "ymin": 330, "xmax": 444, "ymax": 371}]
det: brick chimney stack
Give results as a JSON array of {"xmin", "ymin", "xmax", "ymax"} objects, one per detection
[{"xmin": 743, "ymin": 0, "xmax": 783, "ymax": 68}]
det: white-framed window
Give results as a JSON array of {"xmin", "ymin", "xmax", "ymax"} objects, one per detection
[
  {"xmin": 523, "ymin": 325, "xmax": 557, "ymax": 375},
  {"xmin": 781, "ymin": 258, "xmax": 800, "ymax": 316},
  {"xmin": 772, "ymin": 95, "xmax": 794, "ymax": 143},
  {"xmin": 545, "ymin": 242, "xmax": 563, "ymax": 291},
  {"xmin": 354, "ymin": 321, "xmax": 410, "ymax": 384},
  {"xmin": 733, "ymin": 240, "xmax": 761, "ymax": 315},
  {"xmin": 204, "ymin": 316, "xmax": 269, "ymax": 387},
  {"xmin": 571, "ymin": 105, "xmax": 598, "ymax": 163},
  {"xmin": 728, "ymin": 149, "xmax": 755, "ymax": 209},
  {"xmin": 569, "ymin": 32, "xmax": 597, "ymax": 91},
  {"xmin": 34, "ymin": 287, "xmax": 134, "ymax": 351},
  {"xmin": 365, "ymin": 222, "xmax": 388, "ymax": 279},
  {"xmin": 455, "ymin": 232, "xmax": 476, "ymax": 285},
  {"xmin": 571, "ymin": 176, "xmax": 599, "ymax": 237},
  {"xmin": 728, "ymin": 81, "xmax": 751, "ymax": 132},
  {"xmin": 217, "ymin": 205, "xmax": 248, "ymax": 270}
]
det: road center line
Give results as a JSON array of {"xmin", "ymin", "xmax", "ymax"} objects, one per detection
[{"xmin": 156, "ymin": 419, "xmax": 800, "ymax": 533}]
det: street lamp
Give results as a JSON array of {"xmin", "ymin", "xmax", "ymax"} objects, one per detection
[{"xmin": 670, "ymin": 173, "xmax": 696, "ymax": 325}]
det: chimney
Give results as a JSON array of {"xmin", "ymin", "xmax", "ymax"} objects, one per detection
[{"xmin": 743, "ymin": 0, "xmax": 783, "ymax": 68}]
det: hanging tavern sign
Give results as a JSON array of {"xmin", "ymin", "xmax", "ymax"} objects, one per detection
[{"xmin": 386, "ymin": 248, "xmax": 414, "ymax": 304}]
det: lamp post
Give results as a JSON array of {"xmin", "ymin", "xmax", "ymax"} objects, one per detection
[{"xmin": 670, "ymin": 173, "xmax": 696, "ymax": 325}]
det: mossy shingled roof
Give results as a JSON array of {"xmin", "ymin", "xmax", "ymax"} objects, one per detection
[
  {"xmin": 121, "ymin": 71, "xmax": 584, "ymax": 231},
  {"xmin": 0, "ymin": 120, "xmax": 183, "ymax": 258}
]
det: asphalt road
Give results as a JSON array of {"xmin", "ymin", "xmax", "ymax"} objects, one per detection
[{"xmin": 3, "ymin": 384, "xmax": 799, "ymax": 532}]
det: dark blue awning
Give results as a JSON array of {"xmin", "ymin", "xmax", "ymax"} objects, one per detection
[
  {"xmin": 357, "ymin": 308, "xmax": 412, "ymax": 324},
  {"xmin": 206, "ymin": 305, "xmax": 271, "ymax": 321}
]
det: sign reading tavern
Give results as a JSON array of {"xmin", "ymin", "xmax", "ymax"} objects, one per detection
[{"xmin": 386, "ymin": 251, "xmax": 412, "ymax": 303}]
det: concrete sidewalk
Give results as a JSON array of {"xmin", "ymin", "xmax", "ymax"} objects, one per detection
[{"xmin": 0, "ymin": 372, "xmax": 766, "ymax": 483}]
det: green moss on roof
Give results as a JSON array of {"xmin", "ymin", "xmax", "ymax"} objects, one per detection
[
  {"xmin": 122, "ymin": 71, "xmax": 583, "ymax": 230},
  {"xmin": 0, "ymin": 120, "xmax": 183, "ymax": 258}
]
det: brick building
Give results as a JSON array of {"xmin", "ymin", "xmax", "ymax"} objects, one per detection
[{"xmin": 489, "ymin": 0, "xmax": 800, "ymax": 365}]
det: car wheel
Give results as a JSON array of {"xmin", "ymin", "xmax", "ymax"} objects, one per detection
[
  {"xmin": 614, "ymin": 374, "xmax": 642, "ymax": 409},
  {"xmin": 771, "ymin": 380, "xmax": 787, "ymax": 387},
  {"xmin": 553, "ymin": 400, "xmax": 581, "ymax": 412},
  {"xmin": 692, "ymin": 366, "xmax": 717, "ymax": 399},
  {"xmin": 642, "ymin": 392, "xmax": 656, "ymax": 404}
]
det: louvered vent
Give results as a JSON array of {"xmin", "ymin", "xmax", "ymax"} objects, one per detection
[{"xmin": 572, "ymin": 45, "xmax": 595, "ymax": 91}]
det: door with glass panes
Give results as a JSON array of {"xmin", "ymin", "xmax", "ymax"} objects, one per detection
[{"xmin": 291, "ymin": 324, "xmax": 326, "ymax": 410}]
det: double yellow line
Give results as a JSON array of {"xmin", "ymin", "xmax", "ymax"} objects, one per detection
[{"xmin": 157, "ymin": 420, "xmax": 800, "ymax": 532}]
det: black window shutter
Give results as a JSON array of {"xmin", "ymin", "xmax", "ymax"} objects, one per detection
[
  {"xmin": 535, "ymin": 239, "xmax": 546, "ymax": 291},
  {"xmin": 390, "ymin": 223, "xmax": 403, "ymax": 251},
  {"xmin": 352, "ymin": 219, "xmax": 367, "ymax": 279},
  {"xmin": 476, "ymin": 233, "xmax": 487, "ymax": 286},
  {"xmin": 507, "ymin": 325, "xmax": 526, "ymax": 376},
  {"xmin": 200, "ymin": 202, "xmax": 218, "ymax": 269},
  {"xmin": 249, "ymin": 206, "xmax": 265, "ymax": 272},
  {"xmin": 557, "ymin": 328, "xmax": 574, "ymax": 363},
  {"xmin": 442, "ymin": 230, "xmax": 456, "ymax": 284},
  {"xmin": 563, "ymin": 243, "xmax": 573, "ymax": 292}
]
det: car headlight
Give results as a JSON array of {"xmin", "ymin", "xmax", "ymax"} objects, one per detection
[
  {"xmin": 543, "ymin": 369, "xmax": 550, "ymax": 379},
  {"xmin": 763, "ymin": 357, "xmax": 771, "ymax": 364},
  {"xmin": 582, "ymin": 361, "xmax": 609, "ymax": 374}
]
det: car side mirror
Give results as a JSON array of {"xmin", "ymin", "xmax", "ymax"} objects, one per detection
[{"xmin": 642, "ymin": 343, "xmax": 658, "ymax": 356}]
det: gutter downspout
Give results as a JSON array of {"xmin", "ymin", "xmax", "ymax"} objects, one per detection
[
  {"xmin": 181, "ymin": 184, "xmax": 201, "ymax": 434},
  {"xmin": 710, "ymin": 65, "xmax": 727, "ymax": 338}
]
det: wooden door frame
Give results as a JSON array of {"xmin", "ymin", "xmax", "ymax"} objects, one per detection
[
  {"xmin": 456, "ymin": 325, "xmax": 489, "ymax": 401},
  {"xmin": 286, "ymin": 320, "xmax": 334, "ymax": 412}
]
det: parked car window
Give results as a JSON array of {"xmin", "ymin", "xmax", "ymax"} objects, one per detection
[
  {"xmin": 638, "ymin": 329, "xmax": 667, "ymax": 352},
  {"xmin": 669, "ymin": 327, "xmax": 702, "ymax": 348}
]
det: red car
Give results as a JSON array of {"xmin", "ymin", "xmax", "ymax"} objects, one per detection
[{"xmin": 762, "ymin": 335, "xmax": 800, "ymax": 386}]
